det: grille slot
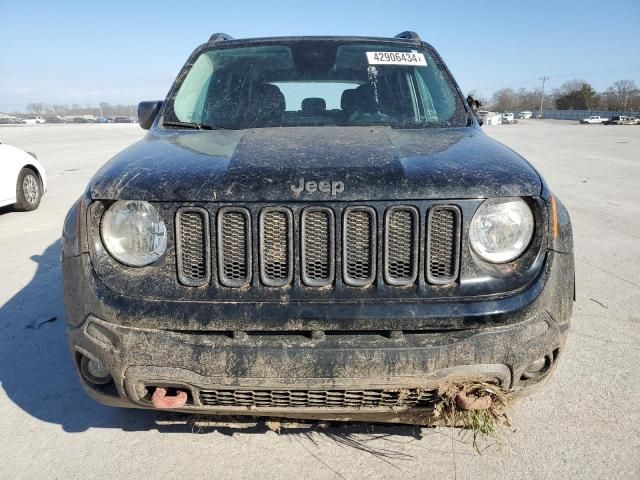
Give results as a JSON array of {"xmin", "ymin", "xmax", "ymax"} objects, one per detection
[
  {"xmin": 260, "ymin": 208, "xmax": 293, "ymax": 287},
  {"xmin": 175, "ymin": 208, "xmax": 210, "ymax": 287},
  {"xmin": 218, "ymin": 207, "xmax": 252, "ymax": 287},
  {"xmin": 200, "ymin": 388, "xmax": 437, "ymax": 409},
  {"xmin": 426, "ymin": 206, "xmax": 461, "ymax": 284},
  {"xmin": 384, "ymin": 206, "xmax": 419, "ymax": 286},
  {"xmin": 343, "ymin": 207, "xmax": 377, "ymax": 286},
  {"xmin": 301, "ymin": 207, "xmax": 335, "ymax": 287}
]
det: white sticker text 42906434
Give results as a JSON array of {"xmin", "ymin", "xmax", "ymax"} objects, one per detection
[{"xmin": 366, "ymin": 51, "xmax": 427, "ymax": 66}]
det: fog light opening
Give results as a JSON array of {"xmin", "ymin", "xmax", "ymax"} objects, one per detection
[
  {"xmin": 79, "ymin": 355, "xmax": 113, "ymax": 385},
  {"xmin": 521, "ymin": 354, "xmax": 553, "ymax": 380}
]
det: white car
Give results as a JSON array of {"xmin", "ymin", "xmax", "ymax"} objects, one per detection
[
  {"xmin": 23, "ymin": 116, "xmax": 45, "ymax": 125},
  {"xmin": 0, "ymin": 143, "xmax": 47, "ymax": 211},
  {"xmin": 580, "ymin": 115, "xmax": 607, "ymax": 124},
  {"xmin": 502, "ymin": 112, "xmax": 515, "ymax": 124}
]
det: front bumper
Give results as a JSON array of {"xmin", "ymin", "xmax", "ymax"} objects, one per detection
[{"xmin": 64, "ymin": 250, "xmax": 574, "ymax": 419}]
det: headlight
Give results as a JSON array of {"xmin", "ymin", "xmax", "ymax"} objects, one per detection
[
  {"xmin": 469, "ymin": 198, "xmax": 534, "ymax": 263},
  {"xmin": 101, "ymin": 200, "xmax": 167, "ymax": 266}
]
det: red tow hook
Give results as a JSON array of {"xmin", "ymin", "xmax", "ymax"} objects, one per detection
[{"xmin": 151, "ymin": 387, "xmax": 188, "ymax": 409}]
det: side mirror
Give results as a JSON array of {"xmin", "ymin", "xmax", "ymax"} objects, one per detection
[
  {"xmin": 138, "ymin": 101, "xmax": 163, "ymax": 130},
  {"xmin": 466, "ymin": 95, "xmax": 483, "ymax": 126},
  {"xmin": 466, "ymin": 95, "xmax": 482, "ymax": 112}
]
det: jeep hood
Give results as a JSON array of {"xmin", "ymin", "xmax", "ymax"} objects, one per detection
[{"xmin": 89, "ymin": 126, "xmax": 541, "ymax": 201}]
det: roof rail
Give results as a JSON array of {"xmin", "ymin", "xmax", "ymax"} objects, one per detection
[
  {"xmin": 208, "ymin": 33, "xmax": 234, "ymax": 43},
  {"xmin": 394, "ymin": 31, "xmax": 421, "ymax": 41}
]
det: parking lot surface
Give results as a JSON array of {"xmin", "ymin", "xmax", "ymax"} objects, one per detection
[{"xmin": 0, "ymin": 121, "xmax": 638, "ymax": 479}]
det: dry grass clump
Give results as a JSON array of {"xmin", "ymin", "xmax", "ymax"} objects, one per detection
[{"xmin": 433, "ymin": 382, "xmax": 512, "ymax": 453}]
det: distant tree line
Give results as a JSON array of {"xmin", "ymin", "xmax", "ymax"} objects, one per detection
[
  {"xmin": 17, "ymin": 79, "xmax": 640, "ymax": 117},
  {"xmin": 470, "ymin": 79, "xmax": 640, "ymax": 113},
  {"xmin": 23, "ymin": 102, "xmax": 136, "ymax": 118}
]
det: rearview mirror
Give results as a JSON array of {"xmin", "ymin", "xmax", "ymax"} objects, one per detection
[{"xmin": 138, "ymin": 101, "xmax": 163, "ymax": 130}]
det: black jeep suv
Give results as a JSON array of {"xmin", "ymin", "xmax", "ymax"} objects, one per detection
[{"xmin": 62, "ymin": 32, "xmax": 574, "ymax": 422}]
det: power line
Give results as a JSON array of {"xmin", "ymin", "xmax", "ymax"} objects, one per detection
[
  {"xmin": 538, "ymin": 76, "xmax": 550, "ymax": 117},
  {"xmin": 475, "ymin": 63, "xmax": 640, "ymax": 93}
]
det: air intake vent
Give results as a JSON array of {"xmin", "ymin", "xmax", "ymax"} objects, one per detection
[
  {"xmin": 343, "ymin": 207, "xmax": 376, "ymax": 286},
  {"xmin": 384, "ymin": 206, "xmax": 418, "ymax": 286},
  {"xmin": 426, "ymin": 206, "xmax": 461, "ymax": 284},
  {"xmin": 218, "ymin": 207, "xmax": 251, "ymax": 287},
  {"xmin": 175, "ymin": 207, "xmax": 210, "ymax": 287},
  {"xmin": 260, "ymin": 207, "xmax": 293, "ymax": 286},
  {"xmin": 301, "ymin": 207, "xmax": 334, "ymax": 287},
  {"xmin": 200, "ymin": 387, "xmax": 437, "ymax": 409}
]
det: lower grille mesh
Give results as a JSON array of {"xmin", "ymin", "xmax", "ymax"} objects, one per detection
[
  {"xmin": 200, "ymin": 388, "xmax": 437, "ymax": 409},
  {"xmin": 427, "ymin": 207, "xmax": 460, "ymax": 284}
]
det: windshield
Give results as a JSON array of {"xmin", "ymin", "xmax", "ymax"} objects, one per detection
[{"xmin": 162, "ymin": 42, "xmax": 468, "ymax": 130}]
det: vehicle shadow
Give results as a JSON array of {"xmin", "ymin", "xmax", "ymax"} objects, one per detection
[
  {"xmin": 0, "ymin": 239, "xmax": 429, "ymax": 442},
  {"xmin": 0, "ymin": 205, "xmax": 14, "ymax": 215},
  {"xmin": 0, "ymin": 238, "xmax": 158, "ymax": 432}
]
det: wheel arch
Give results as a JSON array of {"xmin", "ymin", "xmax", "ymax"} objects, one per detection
[
  {"xmin": 20, "ymin": 163, "xmax": 46, "ymax": 192},
  {"xmin": 22, "ymin": 163, "xmax": 42, "ymax": 180}
]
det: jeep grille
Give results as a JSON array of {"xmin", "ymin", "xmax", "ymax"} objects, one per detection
[{"xmin": 175, "ymin": 203, "xmax": 461, "ymax": 290}]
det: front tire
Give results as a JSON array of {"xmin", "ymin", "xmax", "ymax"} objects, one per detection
[{"xmin": 15, "ymin": 167, "xmax": 42, "ymax": 211}]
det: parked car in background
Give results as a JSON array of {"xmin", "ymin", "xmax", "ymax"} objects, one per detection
[
  {"xmin": 72, "ymin": 117, "xmax": 92, "ymax": 124},
  {"xmin": 580, "ymin": 115, "xmax": 607, "ymax": 124},
  {"xmin": 502, "ymin": 112, "xmax": 515, "ymax": 124},
  {"xmin": 0, "ymin": 143, "xmax": 47, "ymax": 210},
  {"xmin": 604, "ymin": 115, "xmax": 640, "ymax": 125},
  {"xmin": 94, "ymin": 117, "xmax": 109, "ymax": 123},
  {"xmin": 0, "ymin": 117, "xmax": 25, "ymax": 124},
  {"xmin": 478, "ymin": 110, "xmax": 502, "ymax": 125},
  {"xmin": 23, "ymin": 116, "xmax": 45, "ymax": 125},
  {"xmin": 519, "ymin": 111, "xmax": 532, "ymax": 119},
  {"xmin": 45, "ymin": 116, "xmax": 64, "ymax": 124},
  {"xmin": 113, "ymin": 116, "xmax": 133, "ymax": 123}
]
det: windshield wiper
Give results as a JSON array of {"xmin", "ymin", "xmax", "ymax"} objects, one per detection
[
  {"xmin": 390, "ymin": 121, "xmax": 434, "ymax": 129},
  {"xmin": 162, "ymin": 120, "xmax": 214, "ymax": 130}
]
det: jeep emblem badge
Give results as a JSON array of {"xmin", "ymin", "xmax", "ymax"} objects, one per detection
[{"xmin": 290, "ymin": 178, "xmax": 345, "ymax": 196}]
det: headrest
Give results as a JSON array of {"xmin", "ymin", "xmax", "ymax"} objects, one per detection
[
  {"xmin": 341, "ymin": 89, "xmax": 358, "ymax": 113},
  {"xmin": 352, "ymin": 84, "xmax": 379, "ymax": 113},
  {"xmin": 301, "ymin": 97, "xmax": 326, "ymax": 115},
  {"xmin": 255, "ymin": 83, "xmax": 285, "ymax": 114}
]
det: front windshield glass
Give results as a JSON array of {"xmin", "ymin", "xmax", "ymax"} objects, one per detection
[{"xmin": 163, "ymin": 42, "xmax": 468, "ymax": 129}]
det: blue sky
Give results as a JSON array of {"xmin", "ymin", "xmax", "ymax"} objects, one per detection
[{"xmin": 1, "ymin": 0, "xmax": 639, "ymax": 111}]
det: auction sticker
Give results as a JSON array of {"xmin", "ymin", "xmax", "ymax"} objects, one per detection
[{"xmin": 366, "ymin": 51, "xmax": 427, "ymax": 66}]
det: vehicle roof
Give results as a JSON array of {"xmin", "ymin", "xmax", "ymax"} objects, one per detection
[{"xmin": 203, "ymin": 32, "xmax": 427, "ymax": 49}]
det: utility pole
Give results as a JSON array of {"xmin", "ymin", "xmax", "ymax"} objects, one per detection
[{"xmin": 538, "ymin": 76, "xmax": 549, "ymax": 119}]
